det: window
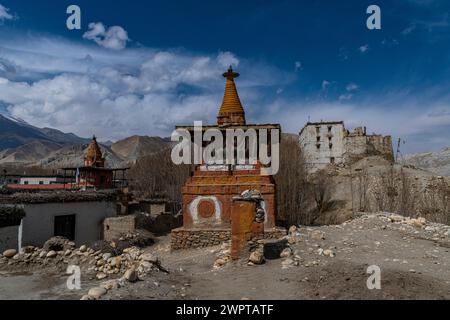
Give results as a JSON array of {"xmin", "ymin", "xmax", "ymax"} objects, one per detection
[
  {"xmin": 39, "ymin": 181, "xmax": 44, "ymax": 185},
  {"xmin": 316, "ymin": 136, "xmax": 321, "ymax": 142},
  {"xmin": 330, "ymin": 157, "xmax": 335, "ymax": 164},
  {"xmin": 328, "ymin": 126, "xmax": 332, "ymax": 133},
  {"xmin": 316, "ymin": 144, "xmax": 321, "ymax": 150},
  {"xmin": 24, "ymin": 181, "xmax": 29, "ymax": 185},
  {"xmin": 329, "ymin": 143, "xmax": 333, "ymax": 150},
  {"xmin": 316, "ymin": 127, "xmax": 320, "ymax": 134}
]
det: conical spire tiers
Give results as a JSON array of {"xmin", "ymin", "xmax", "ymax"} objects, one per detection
[
  {"xmin": 84, "ymin": 135, "xmax": 105, "ymax": 167},
  {"xmin": 217, "ymin": 66, "xmax": 246, "ymax": 126}
]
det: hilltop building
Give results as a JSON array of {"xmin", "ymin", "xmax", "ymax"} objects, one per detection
[{"xmin": 299, "ymin": 121, "xmax": 394, "ymax": 172}]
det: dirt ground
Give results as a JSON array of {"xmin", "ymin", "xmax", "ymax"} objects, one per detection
[{"xmin": 1, "ymin": 213, "xmax": 449, "ymax": 300}]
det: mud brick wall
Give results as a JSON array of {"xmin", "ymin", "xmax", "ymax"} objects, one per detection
[
  {"xmin": 104, "ymin": 215, "xmax": 136, "ymax": 241},
  {"xmin": 171, "ymin": 227, "xmax": 286, "ymax": 250}
]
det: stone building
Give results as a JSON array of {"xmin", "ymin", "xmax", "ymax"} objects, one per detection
[
  {"xmin": 171, "ymin": 67, "xmax": 284, "ymax": 250},
  {"xmin": 299, "ymin": 121, "xmax": 394, "ymax": 172}
]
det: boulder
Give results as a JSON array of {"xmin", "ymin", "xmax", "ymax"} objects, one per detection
[
  {"xmin": 280, "ymin": 248, "xmax": 292, "ymax": 259},
  {"xmin": 123, "ymin": 268, "xmax": 138, "ymax": 283},
  {"xmin": 140, "ymin": 253, "xmax": 158, "ymax": 264},
  {"xmin": 289, "ymin": 226, "xmax": 298, "ymax": 234},
  {"xmin": 96, "ymin": 273, "xmax": 108, "ymax": 280},
  {"xmin": 2, "ymin": 249, "xmax": 17, "ymax": 259},
  {"xmin": 46, "ymin": 251, "xmax": 57, "ymax": 258},
  {"xmin": 88, "ymin": 287, "xmax": 107, "ymax": 299},
  {"xmin": 79, "ymin": 245, "xmax": 87, "ymax": 253},
  {"xmin": 102, "ymin": 253, "xmax": 112, "ymax": 261},
  {"xmin": 43, "ymin": 237, "xmax": 70, "ymax": 252},
  {"xmin": 323, "ymin": 249, "xmax": 335, "ymax": 258},
  {"xmin": 100, "ymin": 280, "xmax": 121, "ymax": 290},
  {"xmin": 249, "ymin": 251, "xmax": 265, "ymax": 265}
]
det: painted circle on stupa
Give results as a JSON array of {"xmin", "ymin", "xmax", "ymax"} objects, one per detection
[{"xmin": 197, "ymin": 200, "xmax": 216, "ymax": 219}]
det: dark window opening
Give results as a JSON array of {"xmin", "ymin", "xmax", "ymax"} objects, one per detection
[
  {"xmin": 24, "ymin": 181, "xmax": 29, "ymax": 185},
  {"xmin": 316, "ymin": 136, "xmax": 321, "ymax": 142},
  {"xmin": 329, "ymin": 143, "xmax": 333, "ymax": 150},
  {"xmin": 39, "ymin": 181, "xmax": 44, "ymax": 185},
  {"xmin": 54, "ymin": 214, "xmax": 76, "ymax": 241},
  {"xmin": 331, "ymin": 157, "xmax": 335, "ymax": 164},
  {"xmin": 328, "ymin": 126, "xmax": 332, "ymax": 133},
  {"xmin": 316, "ymin": 144, "xmax": 321, "ymax": 150}
]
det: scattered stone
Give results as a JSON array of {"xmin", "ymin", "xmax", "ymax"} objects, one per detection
[
  {"xmin": 280, "ymin": 248, "xmax": 292, "ymax": 259},
  {"xmin": 2, "ymin": 249, "xmax": 17, "ymax": 259},
  {"xmin": 80, "ymin": 295, "xmax": 94, "ymax": 301},
  {"xmin": 311, "ymin": 230, "xmax": 325, "ymax": 241},
  {"xmin": 123, "ymin": 268, "xmax": 138, "ymax": 283},
  {"xmin": 288, "ymin": 226, "xmax": 297, "ymax": 234},
  {"xmin": 100, "ymin": 279, "xmax": 121, "ymax": 290},
  {"xmin": 79, "ymin": 245, "xmax": 87, "ymax": 253},
  {"xmin": 96, "ymin": 272, "xmax": 108, "ymax": 280},
  {"xmin": 43, "ymin": 237, "xmax": 70, "ymax": 252},
  {"xmin": 249, "ymin": 251, "xmax": 265, "ymax": 265},
  {"xmin": 46, "ymin": 251, "xmax": 57, "ymax": 259},
  {"xmin": 140, "ymin": 253, "xmax": 158, "ymax": 263},
  {"xmin": 64, "ymin": 250, "xmax": 72, "ymax": 256},
  {"xmin": 110, "ymin": 257, "xmax": 121, "ymax": 268},
  {"xmin": 102, "ymin": 253, "xmax": 112, "ymax": 261},
  {"xmin": 323, "ymin": 249, "xmax": 335, "ymax": 258},
  {"xmin": 88, "ymin": 287, "xmax": 107, "ymax": 299},
  {"xmin": 20, "ymin": 246, "xmax": 35, "ymax": 254},
  {"xmin": 214, "ymin": 258, "xmax": 227, "ymax": 268}
]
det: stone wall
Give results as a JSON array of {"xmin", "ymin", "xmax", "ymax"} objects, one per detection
[
  {"xmin": 104, "ymin": 215, "xmax": 136, "ymax": 242},
  {"xmin": 344, "ymin": 135, "xmax": 394, "ymax": 163},
  {"xmin": 171, "ymin": 227, "xmax": 286, "ymax": 250}
]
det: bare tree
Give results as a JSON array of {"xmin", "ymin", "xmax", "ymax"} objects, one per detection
[{"xmin": 129, "ymin": 148, "xmax": 193, "ymax": 205}]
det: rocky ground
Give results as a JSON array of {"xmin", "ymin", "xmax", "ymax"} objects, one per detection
[{"xmin": 1, "ymin": 212, "xmax": 449, "ymax": 300}]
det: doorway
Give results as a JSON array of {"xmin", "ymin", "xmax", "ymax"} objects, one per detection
[{"xmin": 54, "ymin": 214, "xmax": 76, "ymax": 241}]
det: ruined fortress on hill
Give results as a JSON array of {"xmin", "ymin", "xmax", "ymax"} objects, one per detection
[{"xmin": 299, "ymin": 121, "xmax": 394, "ymax": 172}]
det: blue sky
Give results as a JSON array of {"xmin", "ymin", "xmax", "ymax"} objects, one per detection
[{"xmin": 0, "ymin": 0, "xmax": 450, "ymax": 153}]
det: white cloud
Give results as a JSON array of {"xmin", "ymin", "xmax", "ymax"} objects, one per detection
[
  {"xmin": 321, "ymin": 80, "xmax": 331, "ymax": 90},
  {"xmin": 0, "ymin": 4, "xmax": 14, "ymax": 22},
  {"xmin": 294, "ymin": 61, "xmax": 302, "ymax": 72},
  {"xmin": 0, "ymin": 34, "xmax": 287, "ymax": 141},
  {"xmin": 217, "ymin": 51, "xmax": 240, "ymax": 68},
  {"xmin": 83, "ymin": 22, "xmax": 129, "ymax": 50},
  {"xmin": 359, "ymin": 44, "xmax": 369, "ymax": 53},
  {"xmin": 346, "ymin": 83, "xmax": 359, "ymax": 92},
  {"xmin": 339, "ymin": 94, "xmax": 353, "ymax": 101}
]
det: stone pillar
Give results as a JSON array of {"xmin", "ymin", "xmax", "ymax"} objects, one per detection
[{"xmin": 231, "ymin": 201, "xmax": 264, "ymax": 260}]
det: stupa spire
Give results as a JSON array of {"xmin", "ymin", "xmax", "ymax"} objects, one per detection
[{"xmin": 217, "ymin": 66, "xmax": 246, "ymax": 126}]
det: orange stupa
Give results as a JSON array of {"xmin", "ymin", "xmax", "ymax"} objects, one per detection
[
  {"xmin": 84, "ymin": 136, "xmax": 105, "ymax": 167},
  {"xmin": 217, "ymin": 66, "xmax": 246, "ymax": 126}
]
